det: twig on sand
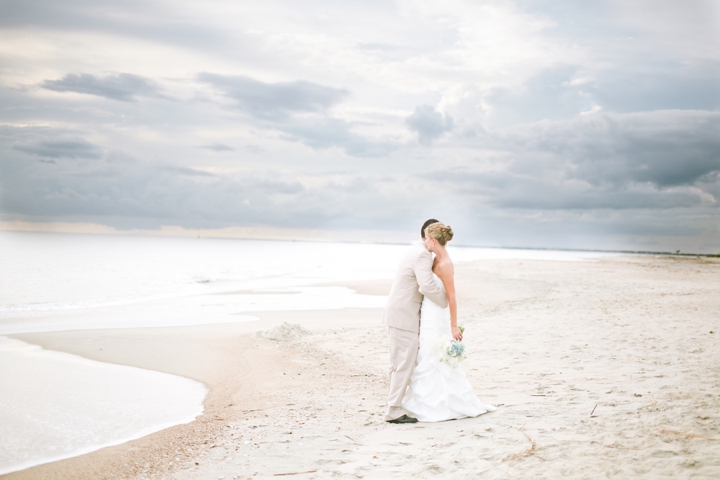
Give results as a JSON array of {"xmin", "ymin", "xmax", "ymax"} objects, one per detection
[
  {"xmin": 605, "ymin": 443, "xmax": 640, "ymax": 450},
  {"xmin": 274, "ymin": 470, "xmax": 318, "ymax": 476},
  {"xmin": 344, "ymin": 434, "xmax": 358, "ymax": 443},
  {"xmin": 502, "ymin": 425, "xmax": 541, "ymax": 463},
  {"xmin": 639, "ymin": 396, "xmax": 657, "ymax": 410},
  {"xmin": 660, "ymin": 429, "xmax": 709, "ymax": 439},
  {"xmin": 590, "ymin": 404, "xmax": 598, "ymax": 417}
]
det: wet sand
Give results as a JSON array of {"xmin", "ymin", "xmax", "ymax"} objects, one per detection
[{"xmin": 5, "ymin": 255, "xmax": 720, "ymax": 479}]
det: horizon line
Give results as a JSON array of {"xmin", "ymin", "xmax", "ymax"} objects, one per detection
[{"xmin": 1, "ymin": 220, "xmax": 717, "ymax": 258}]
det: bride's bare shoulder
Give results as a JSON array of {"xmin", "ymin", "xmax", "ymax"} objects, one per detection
[{"xmin": 433, "ymin": 259, "xmax": 454, "ymax": 276}]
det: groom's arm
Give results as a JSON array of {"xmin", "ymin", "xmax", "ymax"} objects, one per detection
[{"xmin": 414, "ymin": 250, "xmax": 449, "ymax": 308}]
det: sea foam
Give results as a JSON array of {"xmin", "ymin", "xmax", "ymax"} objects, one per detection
[{"xmin": 0, "ymin": 337, "xmax": 206, "ymax": 475}]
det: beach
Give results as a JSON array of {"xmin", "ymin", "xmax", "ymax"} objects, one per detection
[{"xmin": 3, "ymin": 252, "xmax": 719, "ymax": 479}]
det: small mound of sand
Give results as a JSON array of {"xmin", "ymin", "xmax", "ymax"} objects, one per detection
[{"xmin": 256, "ymin": 322, "xmax": 310, "ymax": 342}]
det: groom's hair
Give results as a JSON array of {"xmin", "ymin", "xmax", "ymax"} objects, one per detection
[{"xmin": 421, "ymin": 218, "xmax": 440, "ymax": 238}]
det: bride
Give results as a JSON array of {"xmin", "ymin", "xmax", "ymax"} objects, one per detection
[{"xmin": 402, "ymin": 222, "xmax": 496, "ymax": 422}]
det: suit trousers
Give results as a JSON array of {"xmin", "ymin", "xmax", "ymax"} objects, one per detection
[{"xmin": 385, "ymin": 325, "xmax": 419, "ymax": 421}]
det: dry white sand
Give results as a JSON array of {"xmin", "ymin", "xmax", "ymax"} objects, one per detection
[{"xmin": 5, "ymin": 255, "xmax": 720, "ymax": 479}]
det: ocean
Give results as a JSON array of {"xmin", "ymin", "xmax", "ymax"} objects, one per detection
[{"xmin": 0, "ymin": 231, "xmax": 614, "ymax": 474}]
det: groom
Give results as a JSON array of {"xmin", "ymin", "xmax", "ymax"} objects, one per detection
[{"xmin": 382, "ymin": 218, "xmax": 449, "ymax": 423}]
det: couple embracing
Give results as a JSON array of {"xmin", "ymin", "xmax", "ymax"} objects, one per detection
[{"xmin": 382, "ymin": 219, "xmax": 496, "ymax": 424}]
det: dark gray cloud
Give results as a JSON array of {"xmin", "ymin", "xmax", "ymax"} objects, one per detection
[
  {"xmin": 421, "ymin": 168, "xmax": 708, "ymax": 210},
  {"xmin": 42, "ymin": 73, "xmax": 160, "ymax": 102},
  {"xmin": 1, "ymin": 154, "xmax": 310, "ymax": 229},
  {"xmin": 12, "ymin": 138, "xmax": 103, "ymax": 159},
  {"xmin": 198, "ymin": 73, "xmax": 348, "ymax": 120},
  {"xmin": 419, "ymin": 110, "xmax": 720, "ymax": 213},
  {"xmin": 405, "ymin": 105, "xmax": 454, "ymax": 145},
  {"xmin": 196, "ymin": 72, "xmax": 394, "ymax": 157},
  {"xmin": 515, "ymin": 111, "xmax": 720, "ymax": 188},
  {"xmin": 0, "ymin": 126, "xmax": 413, "ymax": 234},
  {"xmin": 0, "ymin": 126, "xmax": 320, "ymax": 229}
]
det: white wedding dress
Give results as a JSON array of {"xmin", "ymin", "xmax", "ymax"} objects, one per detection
[{"xmin": 402, "ymin": 274, "xmax": 496, "ymax": 422}]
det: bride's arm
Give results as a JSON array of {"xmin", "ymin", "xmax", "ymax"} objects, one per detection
[{"xmin": 436, "ymin": 263, "xmax": 461, "ymax": 341}]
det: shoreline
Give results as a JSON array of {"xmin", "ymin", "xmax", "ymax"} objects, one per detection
[
  {"xmin": 3, "ymin": 307, "xmax": 387, "ymax": 479},
  {"xmin": 3, "ymin": 229, "xmax": 718, "ymax": 257},
  {"xmin": 4, "ymin": 255, "xmax": 720, "ymax": 479}
]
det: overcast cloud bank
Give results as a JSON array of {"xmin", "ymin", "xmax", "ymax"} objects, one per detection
[{"xmin": 0, "ymin": 0, "xmax": 718, "ymax": 252}]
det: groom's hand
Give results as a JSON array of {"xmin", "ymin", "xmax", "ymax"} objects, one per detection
[{"xmin": 452, "ymin": 326, "xmax": 463, "ymax": 341}]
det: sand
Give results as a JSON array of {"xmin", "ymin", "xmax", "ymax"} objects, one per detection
[{"xmin": 5, "ymin": 255, "xmax": 720, "ymax": 479}]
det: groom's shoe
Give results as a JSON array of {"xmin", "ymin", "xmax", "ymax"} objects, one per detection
[{"xmin": 387, "ymin": 414, "xmax": 418, "ymax": 424}]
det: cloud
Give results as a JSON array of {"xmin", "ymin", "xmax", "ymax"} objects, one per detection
[
  {"xmin": 197, "ymin": 143, "xmax": 234, "ymax": 152},
  {"xmin": 197, "ymin": 73, "xmax": 348, "ymax": 120},
  {"xmin": 514, "ymin": 110, "xmax": 720, "ymax": 188},
  {"xmin": 1, "ymin": 156, "xmax": 309, "ymax": 229},
  {"xmin": 158, "ymin": 165, "xmax": 216, "ymax": 177},
  {"xmin": 421, "ymin": 168, "xmax": 710, "ymax": 210},
  {"xmin": 42, "ymin": 73, "xmax": 160, "ymax": 102},
  {"xmin": 12, "ymin": 138, "xmax": 103, "ymax": 159},
  {"xmin": 244, "ymin": 145, "xmax": 264, "ymax": 154},
  {"xmin": 1, "ymin": 1, "xmax": 719, "ymax": 251},
  {"xmin": 197, "ymin": 72, "xmax": 393, "ymax": 157},
  {"xmin": 479, "ymin": 65, "xmax": 591, "ymax": 127},
  {"xmin": 418, "ymin": 109, "xmax": 720, "ymax": 212},
  {"xmin": 463, "ymin": 61, "xmax": 720, "ymax": 130},
  {"xmin": 586, "ymin": 61, "xmax": 720, "ymax": 113},
  {"xmin": 405, "ymin": 105, "xmax": 454, "ymax": 145},
  {"xmin": 0, "ymin": 0, "xmax": 231, "ymax": 54},
  {"xmin": 278, "ymin": 117, "xmax": 396, "ymax": 157},
  {"xmin": 0, "ymin": 126, "xmax": 411, "ymax": 232},
  {"xmin": 607, "ymin": 0, "xmax": 720, "ymax": 60}
]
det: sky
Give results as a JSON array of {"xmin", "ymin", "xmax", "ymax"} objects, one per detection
[{"xmin": 0, "ymin": 0, "xmax": 719, "ymax": 252}]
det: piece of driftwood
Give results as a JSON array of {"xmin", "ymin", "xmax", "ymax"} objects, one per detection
[
  {"xmin": 502, "ymin": 425, "xmax": 540, "ymax": 463},
  {"xmin": 659, "ymin": 429, "xmax": 707, "ymax": 439},
  {"xmin": 274, "ymin": 470, "xmax": 318, "ymax": 476}
]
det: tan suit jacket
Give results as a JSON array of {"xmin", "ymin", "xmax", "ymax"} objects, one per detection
[{"xmin": 382, "ymin": 243, "xmax": 448, "ymax": 333}]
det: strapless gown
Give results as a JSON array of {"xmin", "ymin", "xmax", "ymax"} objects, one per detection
[{"xmin": 402, "ymin": 275, "xmax": 496, "ymax": 422}]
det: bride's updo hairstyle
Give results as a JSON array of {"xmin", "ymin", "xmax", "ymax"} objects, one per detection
[{"xmin": 425, "ymin": 222, "xmax": 454, "ymax": 246}]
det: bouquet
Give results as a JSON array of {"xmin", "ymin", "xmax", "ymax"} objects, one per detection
[{"xmin": 437, "ymin": 326, "xmax": 467, "ymax": 368}]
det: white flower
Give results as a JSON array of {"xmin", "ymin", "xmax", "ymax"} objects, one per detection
[{"xmin": 436, "ymin": 335, "xmax": 467, "ymax": 368}]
